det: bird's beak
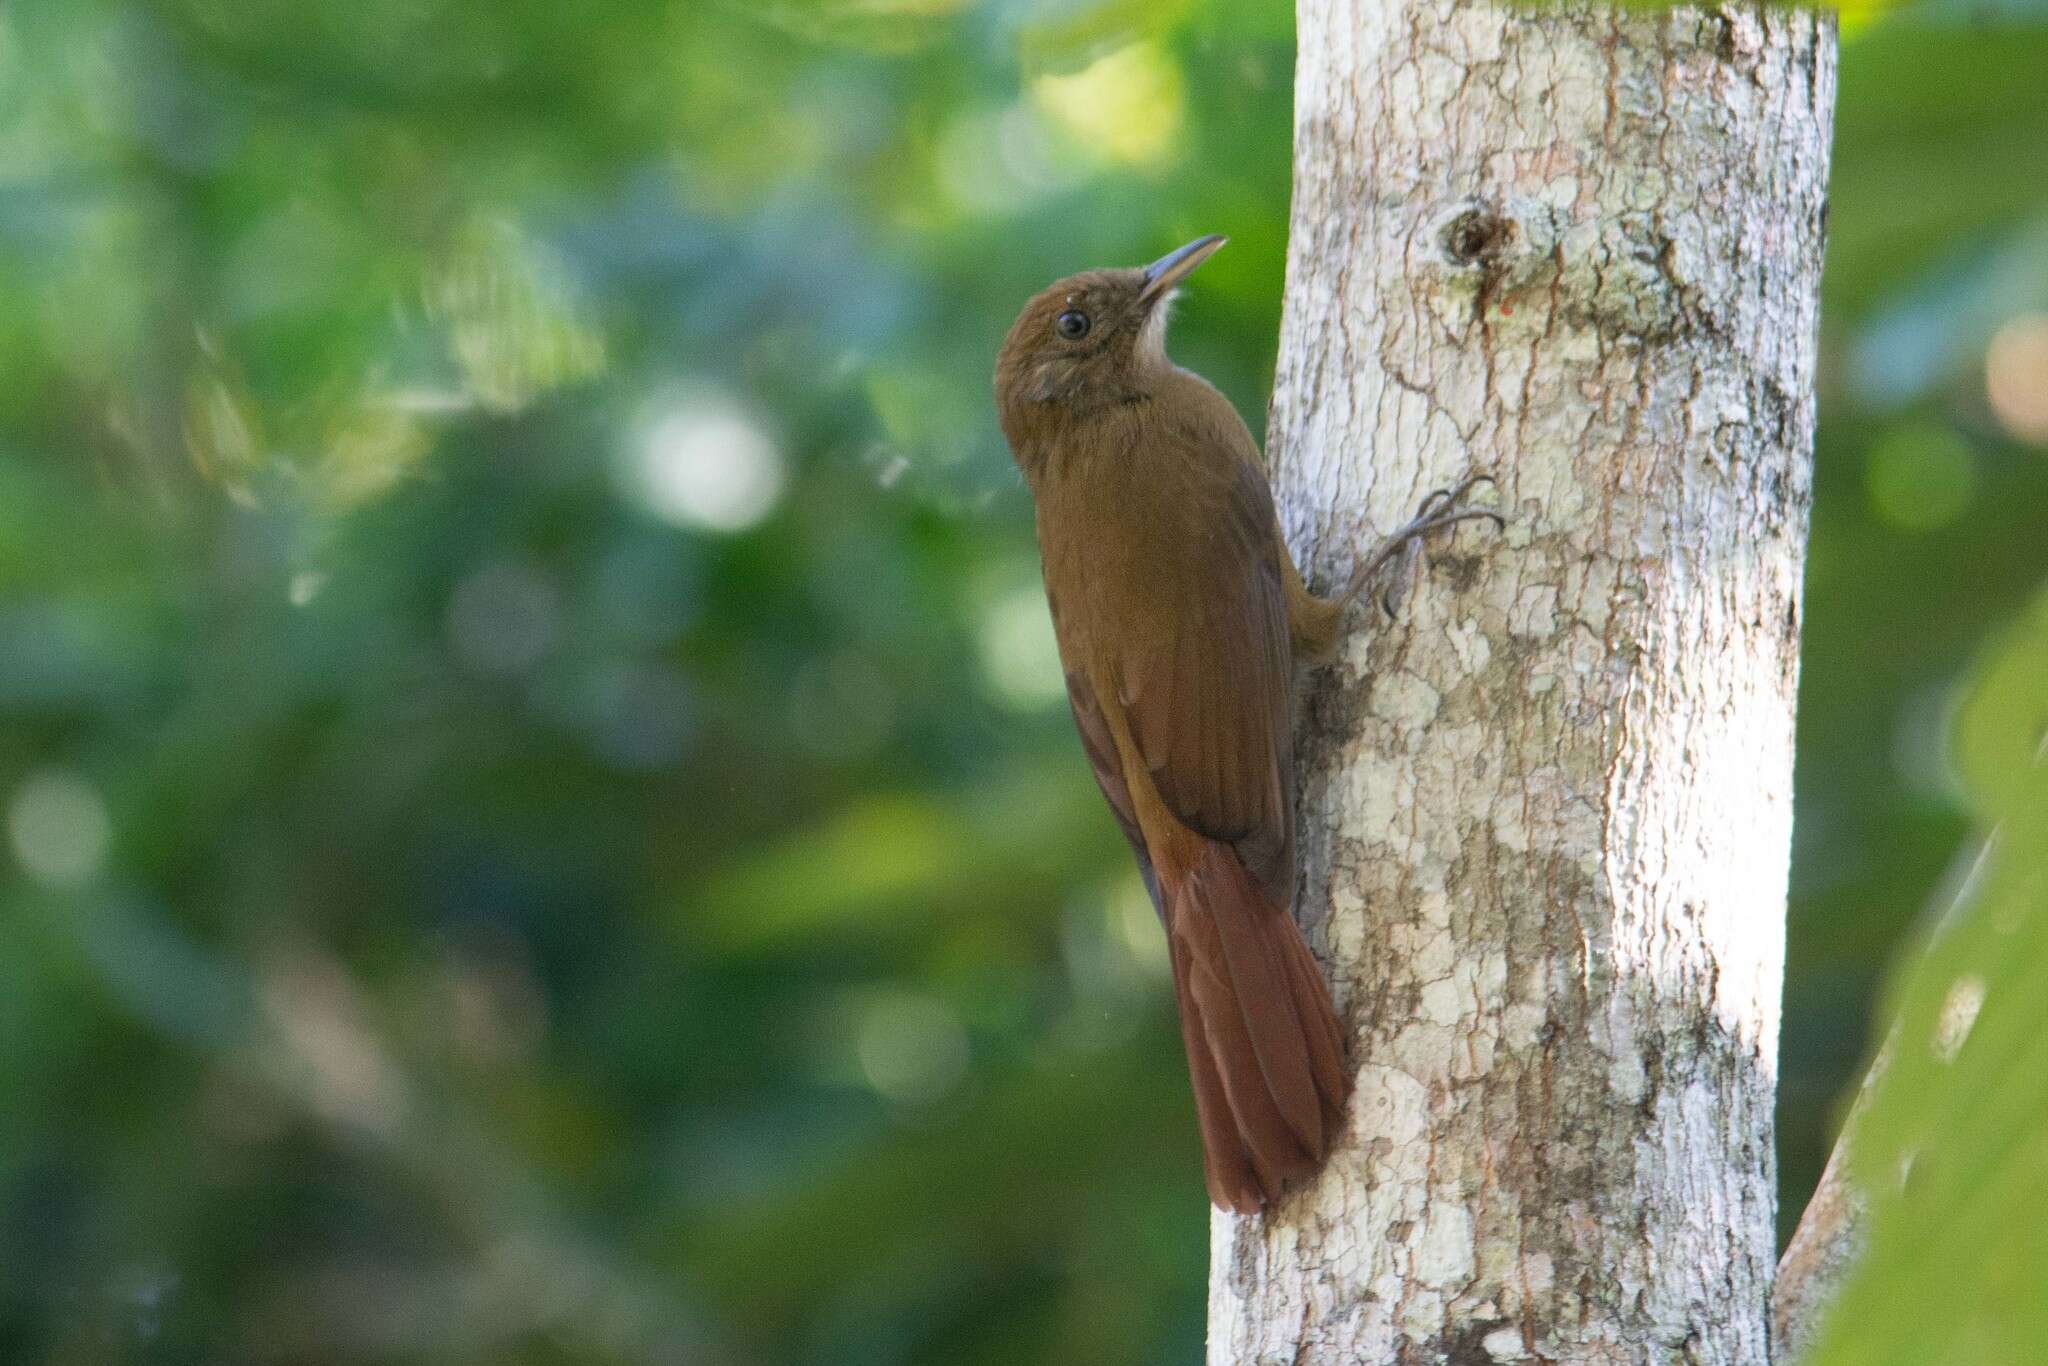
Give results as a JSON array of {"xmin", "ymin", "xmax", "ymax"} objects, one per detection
[{"xmin": 1137, "ymin": 234, "xmax": 1227, "ymax": 305}]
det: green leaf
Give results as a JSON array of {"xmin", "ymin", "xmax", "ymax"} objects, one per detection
[{"xmin": 1803, "ymin": 589, "xmax": 2048, "ymax": 1366}]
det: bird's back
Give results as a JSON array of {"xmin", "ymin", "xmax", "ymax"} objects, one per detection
[{"xmin": 1029, "ymin": 372, "xmax": 1284, "ymax": 675}]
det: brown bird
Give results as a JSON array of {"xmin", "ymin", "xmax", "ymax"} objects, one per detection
[{"xmin": 994, "ymin": 235, "xmax": 1499, "ymax": 1212}]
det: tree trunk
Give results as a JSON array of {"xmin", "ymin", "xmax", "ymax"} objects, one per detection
[{"xmin": 1209, "ymin": 4, "xmax": 1836, "ymax": 1363}]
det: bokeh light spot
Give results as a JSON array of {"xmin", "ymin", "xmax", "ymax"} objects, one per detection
[
  {"xmin": 1111, "ymin": 867, "xmax": 1169, "ymax": 976},
  {"xmin": 976, "ymin": 586, "xmax": 1067, "ymax": 710},
  {"xmin": 1032, "ymin": 42, "xmax": 1185, "ymax": 168},
  {"xmin": 8, "ymin": 768, "xmax": 111, "ymax": 889},
  {"xmin": 573, "ymin": 661, "xmax": 694, "ymax": 771},
  {"xmin": 1864, "ymin": 423, "xmax": 1975, "ymax": 531},
  {"xmin": 446, "ymin": 559, "xmax": 561, "ymax": 677},
  {"xmin": 289, "ymin": 571, "xmax": 329, "ymax": 607},
  {"xmin": 1986, "ymin": 312, "xmax": 2048, "ymax": 446},
  {"xmin": 937, "ymin": 102, "xmax": 1078, "ymax": 214},
  {"xmin": 258, "ymin": 949, "xmax": 407, "ymax": 1138},
  {"xmin": 621, "ymin": 392, "xmax": 786, "ymax": 533},
  {"xmin": 855, "ymin": 990, "xmax": 969, "ymax": 1106}
]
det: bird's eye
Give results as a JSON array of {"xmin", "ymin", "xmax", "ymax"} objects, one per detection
[{"xmin": 1055, "ymin": 310, "xmax": 1091, "ymax": 340}]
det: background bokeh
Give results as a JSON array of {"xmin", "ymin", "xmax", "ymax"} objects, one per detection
[{"xmin": 2, "ymin": 2, "xmax": 2045, "ymax": 1363}]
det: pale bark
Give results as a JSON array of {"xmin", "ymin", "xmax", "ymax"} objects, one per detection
[
  {"xmin": 1770, "ymin": 1036, "xmax": 1885, "ymax": 1360},
  {"xmin": 1210, "ymin": 3, "xmax": 1837, "ymax": 1363}
]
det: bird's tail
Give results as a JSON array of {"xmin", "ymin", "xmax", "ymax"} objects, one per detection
[{"xmin": 1165, "ymin": 838, "xmax": 1349, "ymax": 1212}]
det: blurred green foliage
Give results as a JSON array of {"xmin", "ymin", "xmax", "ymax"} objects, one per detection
[
  {"xmin": 0, "ymin": 0, "xmax": 2043, "ymax": 1362},
  {"xmin": 1805, "ymin": 590, "xmax": 2048, "ymax": 1365}
]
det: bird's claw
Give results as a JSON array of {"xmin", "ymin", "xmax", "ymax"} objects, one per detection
[
  {"xmin": 1414, "ymin": 473, "xmax": 1496, "ymax": 519},
  {"xmin": 1345, "ymin": 471, "xmax": 1506, "ymax": 619}
]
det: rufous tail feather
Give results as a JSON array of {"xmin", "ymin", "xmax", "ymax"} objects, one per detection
[{"xmin": 1165, "ymin": 839, "xmax": 1348, "ymax": 1212}]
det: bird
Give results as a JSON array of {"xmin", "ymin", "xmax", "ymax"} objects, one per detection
[{"xmin": 993, "ymin": 235, "xmax": 1500, "ymax": 1212}]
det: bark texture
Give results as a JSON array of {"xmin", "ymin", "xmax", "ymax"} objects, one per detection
[
  {"xmin": 1209, "ymin": 4, "xmax": 1837, "ymax": 1363},
  {"xmin": 1770, "ymin": 1038, "xmax": 1883, "ymax": 1360}
]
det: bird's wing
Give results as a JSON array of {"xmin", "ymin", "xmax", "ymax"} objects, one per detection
[
  {"xmin": 1117, "ymin": 454, "xmax": 1297, "ymax": 906},
  {"xmin": 1107, "ymin": 453, "xmax": 1340, "ymax": 1210},
  {"xmin": 1048, "ymin": 442, "xmax": 1342, "ymax": 1212},
  {"xmin": 1063, "ymin": 662, "xmax": 1161, "ymax": 912}
]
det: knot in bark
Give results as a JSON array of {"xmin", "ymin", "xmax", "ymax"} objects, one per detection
[{"xmin": 1442, "ymin": 207, "xmax": 1517, "ymax": 266}]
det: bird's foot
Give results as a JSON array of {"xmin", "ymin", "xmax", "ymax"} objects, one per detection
[{"xmin": 1344, "ymin": 473, "xmax": 1506, "ymax": 619}]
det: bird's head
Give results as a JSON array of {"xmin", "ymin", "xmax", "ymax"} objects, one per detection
[{"xmin": 993, "ymin": 235, "xmax": 1226, "ymax": 449}]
